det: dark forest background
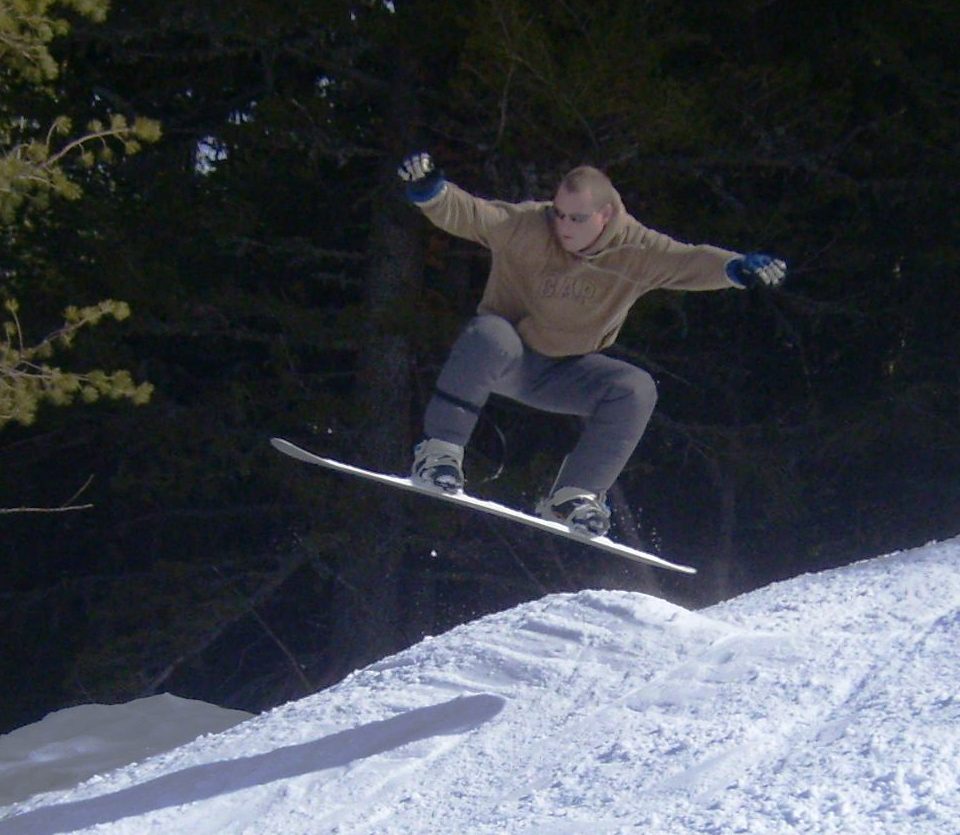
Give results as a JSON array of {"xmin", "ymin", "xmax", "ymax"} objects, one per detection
[{"xmin": 2, "ymin": 0, "xmax": 959, "ymax": 734}]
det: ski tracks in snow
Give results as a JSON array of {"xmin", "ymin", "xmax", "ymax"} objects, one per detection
[
  {"xmin": 236, "ymin": 549, "xmax": 960, "ymax": 835},
  {"xmin": 306, "ymin": 590, "xmax": 741, "ymax": 833},
  {"xmin": 656, "ymin": 544, "xmax": 960, "ymax": 834}
]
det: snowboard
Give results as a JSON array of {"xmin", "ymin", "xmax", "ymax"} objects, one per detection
[{"xmin": 270, "ymin": 437, "xmax": 696, "ymax": 575}]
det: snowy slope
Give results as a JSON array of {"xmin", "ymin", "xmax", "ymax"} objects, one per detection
[{"xmin": 1, "ymin": 538, "xmax": 958, "ymax": 834}]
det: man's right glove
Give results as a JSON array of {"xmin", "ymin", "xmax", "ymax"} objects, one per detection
[
  {"xmin": 398, "ymin": 152, "xmax": 446, "ymax": 203},
  {"xmin": 726, "ymin": 253, "xmax": 788, "ymax": 288}
]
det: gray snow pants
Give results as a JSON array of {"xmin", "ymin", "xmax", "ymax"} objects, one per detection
[{"xmin": 424, "ymin": 315, "xmax": 658, "ymax": 492}]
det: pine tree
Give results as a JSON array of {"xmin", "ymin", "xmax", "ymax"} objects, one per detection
[{"xmin": 0, "ymin": 0, "xmax": 158, "ymax": 432}]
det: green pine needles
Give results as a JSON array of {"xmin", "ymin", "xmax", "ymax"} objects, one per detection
[
  {"xmin": 1, "ymin": 0, "xmax": 159, "ymax": 430},
  {"xmin": 1, "ymin": 298, "xmax": 154, "ymax": 428}
]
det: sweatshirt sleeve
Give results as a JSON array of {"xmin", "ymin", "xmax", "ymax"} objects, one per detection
[
  {"xmin": 413, "ymin": 182, "xmax": 528, "ymax": 250},
  {"xmin": 631, "ymin": 224, "xmax": 743, "ymax": 292}
]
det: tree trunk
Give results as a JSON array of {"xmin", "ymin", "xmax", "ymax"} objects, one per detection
[
  {"xmin": 704, "ymin": 451, "xmax": 738, "ymax": 601},
  {"xmin": 324, "ymin": 48, "xmax": 426, "ymax": 681}
]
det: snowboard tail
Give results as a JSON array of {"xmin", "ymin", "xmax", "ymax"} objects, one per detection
[{"xmin": 270, "ymin": 437, "xmax": 696, "ymax": 575}]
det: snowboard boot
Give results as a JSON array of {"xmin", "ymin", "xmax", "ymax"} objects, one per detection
[
  {"xmin": 536, "ymin": 486, "xmax": 611, "ymax": 537},
  {"xmin": 412, "ymin": 438, "xmax": 465, "ymax": 493}
]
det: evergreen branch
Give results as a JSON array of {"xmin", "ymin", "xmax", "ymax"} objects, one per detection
[
  {"xmin": 1, "ymin": 299, "xmax": 154, "ymax": 429},
  {"xmin": 42, "ymin": 125, "xmax": 127, "ymax": 169}
]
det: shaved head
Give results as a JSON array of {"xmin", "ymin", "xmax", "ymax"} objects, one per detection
[{"xmin": 557, "ymin": 166, "xmax": 615, "ymax": 210}]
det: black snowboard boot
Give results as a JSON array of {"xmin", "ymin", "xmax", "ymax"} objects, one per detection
[
  {"xmin": 536, "ymin": 486, "xmax": 611, "ymax": 536},
  {"xmin": 412, "ymin": 438, "xmax": 465, "ymax": 493}
]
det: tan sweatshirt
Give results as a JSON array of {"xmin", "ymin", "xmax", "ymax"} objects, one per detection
[{"xmin": 417, "ymin": 181, "xmax": 742, "ymax": 357}]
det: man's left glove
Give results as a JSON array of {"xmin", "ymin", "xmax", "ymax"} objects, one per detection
[
  {"xmin": 726, "ymin": 253, "xmax": 787, "ymax": 288},
  {"xmin": 398, "ymin": 152, "xmax": 446, "ymax": 203}
]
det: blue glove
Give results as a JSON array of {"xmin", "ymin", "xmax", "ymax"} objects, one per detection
[
  {"xmin": 726, "ymin": 253, "xmax": 787, "ymax": 288},
  {"xmin": 397, "ymin": 152, "xmax": 446, "ymax": 203}
]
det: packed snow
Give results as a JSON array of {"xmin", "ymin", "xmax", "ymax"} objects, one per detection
[{"xmin": 1, "ymin": 537, "xmax": 958, "ymax": 834}]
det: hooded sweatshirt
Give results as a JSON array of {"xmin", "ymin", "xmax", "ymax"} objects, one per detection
[{"xmin": 416, "ymin": 180, "xmax": 742, "ymax": 358}]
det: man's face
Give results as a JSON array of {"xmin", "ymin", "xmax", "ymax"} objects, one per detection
[{"xmin": 550, "ymin": 185, "xmax": 611, "ymax": 253}]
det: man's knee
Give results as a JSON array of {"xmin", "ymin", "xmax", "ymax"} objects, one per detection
[
  {"xmin": 628, "ymin": 366, "xmax": 658, "ymax": 408},
  {"xmin": 607, "ymin": 365, "xmax": 658, "ymax": 424},
  {"xmin": 458, "ymin": 315, "xmax": 524, "ymax": 364}
]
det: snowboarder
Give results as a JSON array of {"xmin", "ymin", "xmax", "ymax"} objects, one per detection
[{"xmin": 398, "ymin": 152, "xmax": 786, "ymax": 537}]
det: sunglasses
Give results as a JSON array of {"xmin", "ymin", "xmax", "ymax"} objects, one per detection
[{"xmin": 546, "ymin": 205, "xmax": 596, "ymax": 224}]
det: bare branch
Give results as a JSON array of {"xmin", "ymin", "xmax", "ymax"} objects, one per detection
[
  {"xmin": 0, "ymin": 502, "xmax": 93, "ymax": 514},
  {"xmin": 0, "ymin": 473, "xmax": 95, "ymax": 514}
]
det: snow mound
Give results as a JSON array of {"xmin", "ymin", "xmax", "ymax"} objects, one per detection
[{"xmin": 1, "ymin": 538, "xmax": 958, "ymax": 834}]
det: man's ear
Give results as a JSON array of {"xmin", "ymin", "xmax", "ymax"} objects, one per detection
[{"xmin": 599, "ymin": 203, "xmax": 614, "ymax": 224}]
